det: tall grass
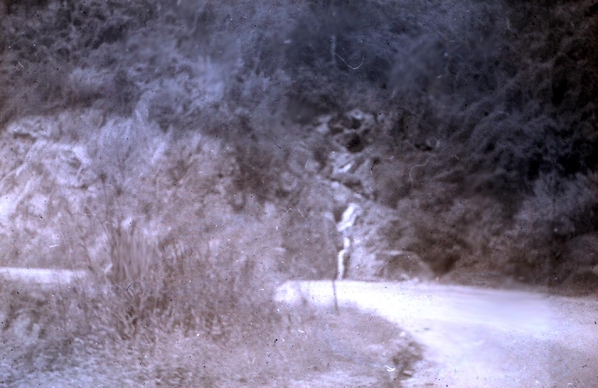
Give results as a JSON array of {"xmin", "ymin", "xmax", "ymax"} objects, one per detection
[{"xmin": 0, "ymin": 226, "xmax": 284, "ymax": 385}]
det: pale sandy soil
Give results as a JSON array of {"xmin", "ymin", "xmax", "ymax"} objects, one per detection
[{"xmin": 275, "ymin": 280, "xmax": 598, "ymax": 387}]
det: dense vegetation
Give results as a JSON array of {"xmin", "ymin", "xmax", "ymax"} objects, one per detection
[
  {"xmin": 1, "ymin": 0, "xmax": 595, "ymax": 286},
  {"xmin": 0, "ymin": 0, "xmax": 596, "ymax": 384}
]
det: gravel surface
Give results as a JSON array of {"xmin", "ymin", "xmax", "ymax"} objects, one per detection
[{"xmin": 275, "ymin": 280, "xmax": 598, "ymax": 387}]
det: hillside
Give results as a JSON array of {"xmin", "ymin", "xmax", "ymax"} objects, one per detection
[
  {"xmin": 0, "ymin": 0, "xmax": 596, "ymax": 385},
  {"xmin": 1, "ymin": 0, "xmax": 597, "ymax": 290}
]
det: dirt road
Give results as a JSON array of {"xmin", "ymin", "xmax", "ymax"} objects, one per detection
[{"xmin": 275, "ymin": 280, "xmax": 598, "ymax": 387}]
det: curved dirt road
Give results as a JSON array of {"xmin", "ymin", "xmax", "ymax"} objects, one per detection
[{"xmin": 275, "ymin": 280, "xmax": 598, "ymax": 387}]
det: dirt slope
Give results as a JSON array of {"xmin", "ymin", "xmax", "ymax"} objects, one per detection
[{"xmin": 275, "ymin": 280, "xmax": 598, "ymax": 387}]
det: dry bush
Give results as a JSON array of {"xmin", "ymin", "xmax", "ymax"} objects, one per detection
[
  {"xmin": 0, "ymin": 227, "xmax": 282, "ymax": 384},
  {"xmin": 98, "ymin": 227, "xmax": 280, "ymax": 342}
]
